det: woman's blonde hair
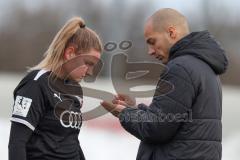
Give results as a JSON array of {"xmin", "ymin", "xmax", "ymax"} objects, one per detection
[{"xmin": 29, "ymin": 17, "xmax": 103, "ymax": 76}]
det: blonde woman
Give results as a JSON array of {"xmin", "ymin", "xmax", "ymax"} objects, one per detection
[{"xmin": 8, "ymin": 17, "xmax": 102, "ymax": 160}]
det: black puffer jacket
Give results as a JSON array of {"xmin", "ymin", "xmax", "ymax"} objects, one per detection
[{"xmin": 119, "ymin": 31, "xmax": 228, "ymax": 160}]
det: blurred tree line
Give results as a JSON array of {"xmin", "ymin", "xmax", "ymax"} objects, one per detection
[{"xmin": 0, "ymin": 0, "xmax": 239, "ymax": 85}]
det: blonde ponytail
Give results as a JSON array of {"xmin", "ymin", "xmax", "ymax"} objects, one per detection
[{"xmin": 29, "ymin": 17, "xmax": 102, "ymax": 76}]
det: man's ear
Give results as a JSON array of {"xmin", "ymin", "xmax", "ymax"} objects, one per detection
[
  {"xmin": 168, "ymin": 26, "xmax": 177, "ymax": 40},
  {"xmin": 64, "ymin": 46, "xmax": 76, "ymax": 60}
]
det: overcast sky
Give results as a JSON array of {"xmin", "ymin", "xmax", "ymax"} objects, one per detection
[{"xmin": 0, "ymin": 0, "xmax": 239, "ymax": 28}]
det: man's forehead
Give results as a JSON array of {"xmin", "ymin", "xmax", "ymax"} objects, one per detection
[{"xmin": 144, "ymin": 19, "xmax": 154, "ymax": 36}]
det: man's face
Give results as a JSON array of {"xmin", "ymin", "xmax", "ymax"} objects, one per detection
[{"xmin": 144, "ymin": 22, "xmax": 172, "ymax": 64}]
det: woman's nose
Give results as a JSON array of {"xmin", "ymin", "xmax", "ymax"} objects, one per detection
[{"xmin": 86, "ymin": 67, "xmax": 93, "ymax": 76}]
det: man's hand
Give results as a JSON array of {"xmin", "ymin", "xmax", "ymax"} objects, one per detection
[
  {"xmin": 100, "ymin": 101, "xmax": 126, "ymax": 117},
  {"xmin": 112, "ymin": 93, "xmax": 136, "ymax": 107}
]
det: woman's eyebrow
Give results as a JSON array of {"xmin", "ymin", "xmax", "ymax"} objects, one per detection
[{"xmin": 85, "ymin": 59, "xmax": 95, "ymax": 66}]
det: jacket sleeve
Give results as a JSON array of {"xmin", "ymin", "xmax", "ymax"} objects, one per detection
[{"xmin": 119, "ymin": 63, "xmax": 196, "ymax": 143}]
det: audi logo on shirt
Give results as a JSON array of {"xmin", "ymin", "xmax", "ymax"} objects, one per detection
[
  {"xmin": 60, "ymin": 110, "xmax": 82, "ymax": 130},
  {"xmin": 53, "ymin": 92, "xmax": 83, "ymax": 130}
]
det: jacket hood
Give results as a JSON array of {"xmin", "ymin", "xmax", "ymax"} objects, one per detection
[{"xmin": 169, "ymin": 31, "xmax": 228, "ymax": 75}]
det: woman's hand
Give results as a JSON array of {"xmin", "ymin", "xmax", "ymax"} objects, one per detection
[
  {"xmin": 101, "ymin": 93, "xmax": 136, "ymax": 117},
  {"xmin": 101, "ymin": 101, "xmax": 126, "ymax": 117},
  {"xmin": 112, "ymin": 93, "xmax": 136, "ymax": 107}
]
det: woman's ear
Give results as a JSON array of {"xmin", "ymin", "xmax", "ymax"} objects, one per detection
[{"xmin": 64, "ymin": 46, "xmax": 76, "ymax": 60}]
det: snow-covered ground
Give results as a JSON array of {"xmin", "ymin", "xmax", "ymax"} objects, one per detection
[{"xmin": 1, "ymin": 73, "xmax": 240, "ymax": 159}]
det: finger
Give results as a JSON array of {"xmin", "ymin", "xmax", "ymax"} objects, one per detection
[
  {"xmin": 117, "ymin": 93, "xmax": 126, "ymax": 101},
  {"xmin": 113, "ymin": 96, "xmax": 121, "ymax": 102},
  {"xmin": 112, "ymin": 99, "xmax": 126, "ymax": 105},
  {"xmin": 101, "ymin": 101, "xmax": 114, "ymax": 108},
  {"xmin": 112, "ymin": 99, "xmax": 118, "ymax": 104},
  {"xmin": 101, "ymin": 101, "xmax": 117, "ymax": 111},
  {"xmin": 100, "ymin": 101, "xmax": 121, "ymax": 117},
  {"xmin": 115, "ymin": 95, "xmax": 122, "ymax": 100},
  {"xmin": 114, "ymin": 95, "xmax": 118, "ymax": 100},
  {"xmin": 116, "ymin": 100, "xmax": 128, "ymax": 106}
]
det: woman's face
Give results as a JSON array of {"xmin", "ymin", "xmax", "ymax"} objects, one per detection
[{"xmin": 63, "ymin": 48, "xmax": 101, "ymax": 82}]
